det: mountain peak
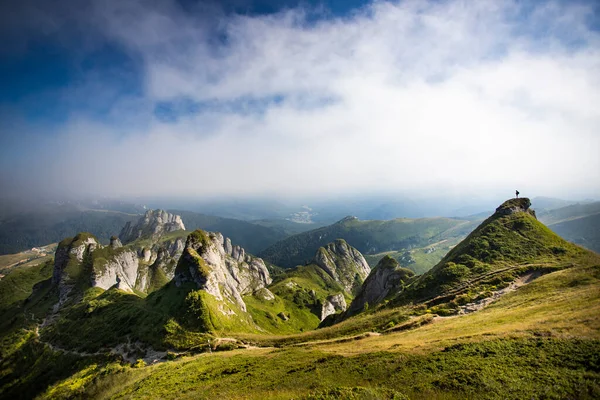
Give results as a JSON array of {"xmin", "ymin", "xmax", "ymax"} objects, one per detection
[
  {"xmin": 119, "ymin": 209, "xmax": 185, "ymax": 244},
  {"xmin": 399, "ymin": 197, "xmax": 580, "ymax": 306},
  {"xmin": 346, "ymin": 255, "xmax": 414, "ymax": 316},
  {"xmin": 337, "ymin": 216, "xmax": 358, "ymax": 224},
  {"xmin": 494, "ymin": 198, "xmax": 536, "ymax": 218},
  {"xmin": 312, "ymin": 239, "xmax": 370, "ymax": 295}
]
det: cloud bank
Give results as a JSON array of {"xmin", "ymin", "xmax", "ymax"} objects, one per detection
[{"xmin": 2, "ymin": 0, "xmax": 599, "ymax": 200}]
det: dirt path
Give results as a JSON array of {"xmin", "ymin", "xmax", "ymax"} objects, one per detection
[{"xmin": 433, "ymin": 270, "xmax": 543, "ymax": 321}]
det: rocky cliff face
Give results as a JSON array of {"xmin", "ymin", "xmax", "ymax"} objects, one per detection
[
  {"xmin": 312, "ymin": 239, "xmax": 371, "ymax": 295},
  {"xmin": 175, "ymin": 230, "xmax": 272, "ymax": 313},
  {"xmin": 51, "ymin": 211, "xmax": 188, "ymax": 298},
  {"xmin": 52, "ymin": 233, "xmax": 100, "ymax": 309},
  {"xmin": 119, "ymin": 209, "xmax": 185, "ymax": 244},
  {"xmin": 321, "ymin": 293, "xmax": 347, "ymax": 321},
  {"xmin": 347, "ymin": 255, "xmax": 414, "ymax": 316},
  {"xmin": 89, "ymin": 232, "xmax": 186, "ymax": 293},
  {"xmin": 91, "ymin": 249, "xmax": 139, "ymax": 292}
]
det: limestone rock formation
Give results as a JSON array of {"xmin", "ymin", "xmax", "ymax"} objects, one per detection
[
  {"xmin": 175, "ymin": 230, "xmax": 272, "ymax": 313},
  {"xmin": 119, "ymin": 209, "xmax": 185, "ymax": 244},
  {"xmin": 321, "ymin": 293, "xmax": 347, "ymax": 321},
  {"xmin": 52, "ymin": 233, "xmax": 100, "ymax": 309},
  {"xmin": 110, "ymin": 236, "xmax": 123, "ymax": 249},
  {"xmin": 91, "ymin": 249, "xmax": 139, "ymax": 292},
  {"xmin": 51, "ymin": 213, "xmax": 187, "ymax": 298},
  {"xmin": 347, "ymin": 255, "xmax": 414, "ymax": 316},
  {"xmin": 312, "ymin": 239, "xmax": 371, "ymax": 295}
]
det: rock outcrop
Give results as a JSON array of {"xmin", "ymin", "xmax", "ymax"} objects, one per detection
[
  {"xmin": 312, "ymin": 239, "xmax": 371, "ymax": 295},
  {"xmin": 175, "ymin": 230, "xmax": 272, "ymax": 313},
  {"xmin": 110, "ymin": 236, "xmax": 123, "ymax": 249},
  {"xmin": 347, "ymin": 255, "xmax": 414, "ymax": 316},
  {"xmin": 51, "ymin": 210, "xmax": 188, "ymax": 297},
  {"xmin": 89, "ymin": 233, "xmax": 186, "ymax": 293},
  {"xmin": 119, "ymin": 209, "xmax": 185, "ymax": 244},
  {"xmin": 52, "ymin": 233, "xmax": 100, "ymax": 309},
  {"xmin": 91, "ymin": 249, "xmax": 139, "ymax": 292},
  {"xmin": 321, "ymin": 293, "xmax": 347, "ymax": 321},
  {"xmin": 495, "ymin": 198, "xmax": 536, "ymax": 219}
]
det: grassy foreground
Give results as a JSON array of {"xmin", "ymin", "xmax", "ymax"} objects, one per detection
[{"xmin": 31, "ymin": 256, "xmax": 600, "ymax": 399}]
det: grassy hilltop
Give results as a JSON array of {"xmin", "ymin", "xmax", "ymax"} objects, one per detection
[{"xmin": 0, "ymin": 198, "xmax": 599, "ymax": 399}]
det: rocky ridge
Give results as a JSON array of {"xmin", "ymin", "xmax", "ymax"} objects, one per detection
[
  {"xmin": 52, "ymin": 233, "xmax": 99, "ymax": 310},
  {"xmin": 175, "ymin": 230, "xmax": 272, "ymax": 313},
  {"xmin": 51, "ymin": 211, "xmax": 188, "ymax": 302},
  {"xmin": 119, "ymin": 209, "xmax": 185, "ymax": 244},
  {"xmin": 347, "ymin": 255, "xmax": 414, "ymax": 316},
  {"xmin": 312, "ymin": 239, "xmax": 371, "ymax": 295}
]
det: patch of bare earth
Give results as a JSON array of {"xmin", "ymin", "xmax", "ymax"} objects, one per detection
[{"xmin": 434, "ymin": 270, "xmax": 543, "ymax": 321}]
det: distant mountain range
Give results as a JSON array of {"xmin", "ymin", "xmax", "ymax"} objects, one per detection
[
  {"xmin": 258, "ymin": 216, "xmax": 479, "ymax": 269},
  {"xmin": 538, "ymin": 201, "xmax": 600, "ymax": 253}
]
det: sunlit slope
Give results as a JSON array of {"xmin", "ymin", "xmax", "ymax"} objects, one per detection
[
  {"xmin": 398, "ymin": 198, "xmax": 586, "ymax": 305},
  {"xmin": 44, "ymin": 254, "xmax": 600, "ymax": 399},
  {"xmin": 260, "ymin": 216, "xmax": 471, "ymax": 268}
]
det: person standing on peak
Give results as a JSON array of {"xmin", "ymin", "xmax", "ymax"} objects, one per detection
[{"xmin": 516, "ymin": 190, "xmax": 520, "ymax": 198}]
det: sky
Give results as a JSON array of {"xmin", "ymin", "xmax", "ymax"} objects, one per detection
[{"xmin": 1, "ymin": 0, "xmax": 599, "ymax": 203}]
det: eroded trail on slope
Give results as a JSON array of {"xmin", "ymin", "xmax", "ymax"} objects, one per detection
[{"xmin": 434, "ymin": 270, "xmax": 543, "ymax": 320}]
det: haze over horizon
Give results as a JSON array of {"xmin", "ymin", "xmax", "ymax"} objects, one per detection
[{"xmin": 1, "ymin": 0, "xmax": 599, "ymax": 201}]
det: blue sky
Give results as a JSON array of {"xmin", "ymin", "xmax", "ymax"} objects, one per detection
[{"xmin": 1, "ymin": 0, "xmax": 599, "ymax": 201}]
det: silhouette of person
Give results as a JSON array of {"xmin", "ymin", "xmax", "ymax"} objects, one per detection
[{"xmin": 516, "ymin": 190, "xmax": 520, "ymax": 198}]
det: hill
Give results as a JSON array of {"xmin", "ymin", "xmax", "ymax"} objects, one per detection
[
  {"xmin": 1, "ymin": 198, "xmax": 599, "ymax": 399},
  {"xmin": 538, "ymin": 201, "xmax": 600, "ymax": 253},
  {"xmin": 259, "ymin": 216, "xmax": 474, "ymax": 269},
  {"xmin": 171, "ymin": 210, "xmax": 287, "ymax": 254},
  {"xmin": 537, "ymin": 201, "xmax": 600, "ymax": 225},
  {"xmin": 393, "ymin": 198, "xmax": 588, "ymax": 310},
  {"xmin": 547, "ymin": 213, "xmax": 600, "ymax": 253},
  {"xmin": 0, "ymin": 205, "xmax": 138, "ymax": 255}
]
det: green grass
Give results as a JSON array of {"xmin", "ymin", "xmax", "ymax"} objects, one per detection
[
  {"xmin": 0, "ymin": 259, "xmax": 53, "ymax": 310},
  {"xmin": 0, "ymin": 329, "xmax": 113, "ymax": 400},
  {"xmin": 270, "ymin": 264, "xmax": 346, "ymax": 302},
  {"xmin": 126, "ymin": 230, "xmax": 189, "ymax": 252},
  {"xmin": 244, "ymin": 292, "xmax": 322, "ymax": 334},
  {"xmin": 7, "ymin": 252, "xmax": 600, "ymax": 399},
  {"xmin": 260, "ymin": 217, "xmax": 471, "ymax": 269},
  {"xmin": 40, "ymin": 282, "xmax": 218, "ymax": 352},
  {"xmin": 3, "ymin": 199, "xmax": 600, "ymax": 399},
  {"xmin": 364, "ymin": 236, "xmax": 463, "ymax": 276},
  {"xmin": 42, "ymin": 337, "xmax": 600, "ymax": 399},
  {"xmin": 399, "ymin": 206, "xmax": 586, "ymax": 305}
]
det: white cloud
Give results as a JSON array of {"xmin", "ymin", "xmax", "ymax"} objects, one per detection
[{"xmin": 7, "ymin": 0, "xmax": 600, "ymax": 200}]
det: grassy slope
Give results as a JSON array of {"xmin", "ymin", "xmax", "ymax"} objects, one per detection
[
  {"xmin": 3, "ymin": 199, "xmax": 600, "ymax": 399},
  {"xmin": 170, "ymin": 210, "xmax": 287, "ymax": 254},
  {"xmin": 547, "ymin": 213, "xmax": 600, "ymax": 253},
  {"xmin": 537, "ymin": 201, "xmax": 600, "ymax": 253},
  {"xmin": 260, "ymin": 217, "xmax": 469, "ymax": 269},
  {"xmin": 537, "ymin": 201, "xmax": 600, "ymax": 225},
  {"xmin": 364, "ymin": 236, "xmax": 464, "ymax": 275},
  {"xmin": 245, "ymin": 264, "xmax": 355, "ymax": 335},
  {"xmin": 251, "ymin": 218, "xmax": 325, "ymax": 236},
  {"xmin": 0, "ymin": 243, "xmax": 56, "ymax": 274},
  {"xmin": 399, "ymin": 201, "xmax": 586, "ymax": 307},
  {"xmin": 42, "ymin": 256, "xmax": 600, "ymax": 399},
  {"xmin": 0, "ymin": 259, "xmax": 54, "ymax": 310}
]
